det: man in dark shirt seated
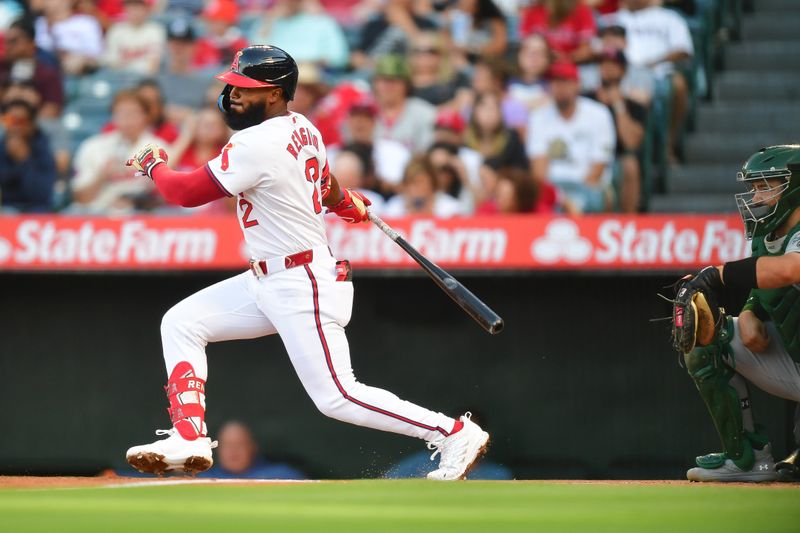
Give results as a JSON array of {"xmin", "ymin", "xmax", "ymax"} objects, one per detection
[
  {"xmin": 586, "ymin": 49, "xmax": 647, "ymax": 213},
  {"xmin": 0, "ymin": 17, "xmax": 63, "ymax": 119},
  {"xmin": 0, "ymin": 99, "xmax": 56, "ymax": 212},
  {"xmin": 200, "ymin": 421, "xmax": 307, "ymax": 480}
]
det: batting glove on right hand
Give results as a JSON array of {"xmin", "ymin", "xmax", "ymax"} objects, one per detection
[
  {"xmin": 126, "ymin": 143, "xmax": 169, "ymax": 179},
  {"xmin": 329, "ymin": 188, "xmax": 371, "ymax": 223}
]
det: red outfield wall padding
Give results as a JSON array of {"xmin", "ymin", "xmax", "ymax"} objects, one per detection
[{"xmin": 0, "ymin": 214, "xmax": 749, "ymax": 271}]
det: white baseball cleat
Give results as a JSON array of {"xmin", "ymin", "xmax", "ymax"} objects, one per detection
[
  {"xmin": 426, "ymin": 412, "xmax": 490, "ymax": 481},
  {"xmin": 126, "ymin": 428, "xmax": 218, "ymax": 476},
  {"xmin": 687, "ymin": 444, "xmax": 778, "ymax": 482}
]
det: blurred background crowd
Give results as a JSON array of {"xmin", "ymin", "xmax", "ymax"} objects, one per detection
[{"xmin": 0, "ymin": 0, "xmax": 727, "ymax": 217}]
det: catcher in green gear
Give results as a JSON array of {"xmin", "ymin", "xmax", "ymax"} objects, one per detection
[{"xmin": 674, "ymin": 145, "xmax": 800, "ymax": 482}]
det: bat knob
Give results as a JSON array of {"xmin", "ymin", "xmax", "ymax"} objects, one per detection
[{"xmin": 489, "ymin": 318, "xmax": 504, "ymax": 335}]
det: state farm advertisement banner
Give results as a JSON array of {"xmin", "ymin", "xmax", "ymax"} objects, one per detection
[{"xmin": 0, "ymin": 214, "xmax": 749, "ymax": 272}]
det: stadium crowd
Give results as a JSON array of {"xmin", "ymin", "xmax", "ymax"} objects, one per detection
[{"xmin": 0, "ymin": 0, "xmax": 704, "ymax": 216}]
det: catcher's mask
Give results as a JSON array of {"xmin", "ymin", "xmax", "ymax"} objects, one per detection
[{"xmin": 735, "ymin": 145, "xmax": 800, "ymax": 240}]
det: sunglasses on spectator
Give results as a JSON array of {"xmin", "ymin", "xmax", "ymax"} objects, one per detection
[{"xmin": 412, "ymin": 48, "xmax": 440, "ymax": 55}]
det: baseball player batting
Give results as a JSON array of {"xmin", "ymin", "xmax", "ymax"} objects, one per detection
[{"xmin": 124, "ymin": 45, "xmax": 489, "ymax": 480}]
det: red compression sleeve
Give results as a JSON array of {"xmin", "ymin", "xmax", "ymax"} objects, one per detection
[{"xmin": 150, "ymin": 164, "xmax": 231, "ymax": 208}]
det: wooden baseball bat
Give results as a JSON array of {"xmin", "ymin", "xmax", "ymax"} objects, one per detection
[{"xmin": 368, "ymin": 212, "xmax": 504, "ymax": 335}]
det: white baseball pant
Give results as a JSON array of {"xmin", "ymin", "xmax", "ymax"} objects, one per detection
[
  {"xmin": 730, "ymin": 318, "xmax": 800, "ymax": 402},
  {"xmin": 160, "ymin": 246, "xmax": 457, "ymax": 442}
]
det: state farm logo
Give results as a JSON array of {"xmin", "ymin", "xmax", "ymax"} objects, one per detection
[
  {"xmin": 328, "ymin": 219, "xmax": 507, "ymax": 264},
  {"xmin": 530, "ymin": 218, "xmax": 750, "ymax": 266},
  {"xmin": 6, "ymin": 220, "xmax": 217, "ymax": 265},
  {"xmin": 530, "ymin": 219, "xmax": 592, "ymax": 264},
  {"xmin": 0, "ymin": 236, "xmax": 11, "ymax": 263}
]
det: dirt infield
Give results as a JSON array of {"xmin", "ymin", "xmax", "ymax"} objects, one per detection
[{"xmin": 1, "ymin": 476, "xmax": 797, "ymax": 490}]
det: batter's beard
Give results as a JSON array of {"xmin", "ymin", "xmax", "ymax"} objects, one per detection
[{"xmin": 224, "ymin": 101, "xmax": 268, "ymax": 130}]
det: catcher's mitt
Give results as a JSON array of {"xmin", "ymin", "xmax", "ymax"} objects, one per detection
[{"xmin": 672, "ymin": 266, "xmax": 724, "ymax": 354}]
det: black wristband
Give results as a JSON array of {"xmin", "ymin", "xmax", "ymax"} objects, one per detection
[{"xmin": 723, "ymin": 256, "xmax": 759, "ymax": 292}]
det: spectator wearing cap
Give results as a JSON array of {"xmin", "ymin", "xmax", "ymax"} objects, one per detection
[
  {"xmin": 383, "ymin": 154, "xmax": 463, "ymax": 218},
  {"xmin": 611, "ymin": 0, "xmax": 693, "ymax": 162},
  {"xmin": 192, "ymin": 0, "xmax": 248, "ymax": 70},
  {"xmin": 34, "ymin": 0, "xmax": 104, "ymax": 75},
  {"xmin": 0, "ymin": 99, "xmax": 57, "ymax": 212},
  {"xmin": 249, "ymin": 0, "xmax": 349, "ymax": 70},
  {"xmin": 583, "ymin": 24, "xmax": 654, "ymax": 105},
  {"xmin": 288, "ymin": 64, "xmax": 351, "ymax": 150},
  {"xmin": 103, "ymin": 0, "xmax": 165, "ymax": 75},
  {"xmin": 519, "ymin": 0, "xmax": 596, "ymax": 64},
  {"xmin": 445, "ymin": 0, "xmax": 508, "ymax": 67},
  {"xmin": 586, "ymin": 48, "xmax": 646, "ymax": 212},
  {"xmin": 351, "ymin": 0, "xmax": 437, "ymax": 73},
  {"xmin": 70, "ymin": 89, "xmax": 163, "ymax": 213},
  {"xmin": 429, "ymin": 109, "xmax": 484, "ymax": 213},
  {"xmin": 0, "ymin": 17, "xmax": 63, "ymax": 118},
  {"xmin": 409, "ymin": 30, "xmax": 470, "ymax": 108},
  {"xmin": 340, "ymin": 95, "xmax": 411, "ymax": 194},
  {"xmin": 288, "ymin": 63, "xmax": 327, "ymax": 123},
  {"xmin": 157, "ymin": 17, "xmax": 213, "ymax": 112},
  {"xmin": 89, "ymin": 0, "xmax": 126, "ymax": 30},
  {"xmin": 373, "ymin": 54, "xmax": 436, "ymax": 155},
  {"xmin": 507, "ymin": 34, "xmax": 552, "ymax": 115},
  {"xmin": 526, "ymin": 62, "xmax": 615, "ymax": 214}
]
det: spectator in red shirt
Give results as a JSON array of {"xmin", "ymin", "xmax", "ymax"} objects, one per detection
[
  {"xmin": 0, "ymin": 18, "xmax": 63, "ymax": 118},
  {"xmin": 476, "ymin": 167, "xmax": 557, "ymax": 214},
  {"xmin": 136, "ymin": 79, "xmax": 182, "ymax": 144},
  {"xmin": 171, "ymin": 108, "xmax": 229, "ymax": 171},
  {"xmin": 586, "ymin": 0, "xmax": 620, "ymax": 15},
  {"xmin": 519, "ymin": 0, "xmax": 596, "ymax": 64},
  {"xmin": 192, "ymin": 0, "xmax": 248, "ymax": 69}
]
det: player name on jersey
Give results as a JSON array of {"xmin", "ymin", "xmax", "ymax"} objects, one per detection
[
  {"xmin": 0, "ymin": 215, "xmax": 749, "ymax": 271},
  {"xmin": 285, "ymin": 127, "xmax": 320, "ymax": 160}
]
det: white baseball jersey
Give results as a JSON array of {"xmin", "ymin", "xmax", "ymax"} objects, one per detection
[
  {"xmin": 614, "ymin": 6, "xmax": 694, "ymax": 78},
  {"xmin": 145, "ymin": 112, "xmax": 461, "ymax": 456},
  {"xmin": 206, "ymin": 112, "xmax": 330, "ymax": 259}
]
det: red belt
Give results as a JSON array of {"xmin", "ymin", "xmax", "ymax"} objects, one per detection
[{"xmin": 249, "ymin": 249, "xmax": 314, "ymax": 278}]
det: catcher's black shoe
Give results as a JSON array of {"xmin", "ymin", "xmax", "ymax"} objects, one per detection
[{"xmin": 776, "ymin": 448, "xmax": 800, "ymax": 482}]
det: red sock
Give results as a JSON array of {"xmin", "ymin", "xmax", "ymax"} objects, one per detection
[{"xmin": 450, "ymin": 420, "xmax": 464, "ymax": 435}]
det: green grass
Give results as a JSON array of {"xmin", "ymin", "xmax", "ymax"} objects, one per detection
[{"xmin": 1, "ymin": 480, "xmax": 799, "ymax": 532}]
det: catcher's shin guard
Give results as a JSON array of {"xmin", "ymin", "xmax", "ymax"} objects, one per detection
[
  {"xmin": 165, "ymin": 362, "xmax": 207, "ymax": 440},
  {"xmin": 684, "ymin": 321, "xmax": 756, "ymax": 471}
]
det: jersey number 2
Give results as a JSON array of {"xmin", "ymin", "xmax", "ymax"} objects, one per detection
[
  {"xmin": 239, "ymin": 194, "xmax": 259, "ymax": 228},
  {"xmin": 305, "ymin": 158, "xmax": 322, "ymax": 214}
]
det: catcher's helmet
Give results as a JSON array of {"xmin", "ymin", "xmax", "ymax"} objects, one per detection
[
  {"xmin": 736, "ymin": 144, "xmax": 800, "ymax": 240},
  {"xmin": 215, "ymin": 45, "xmax": 298, "ymax": 112}
]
